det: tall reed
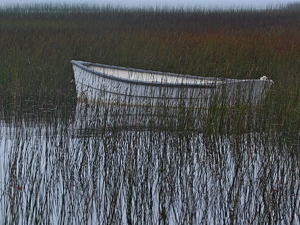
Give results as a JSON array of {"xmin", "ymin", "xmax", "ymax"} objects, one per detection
[{"xmin": 0, "ymin": 4, "xmax": 299, "ymax": 134}]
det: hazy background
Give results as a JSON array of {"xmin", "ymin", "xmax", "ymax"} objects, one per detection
[{"xmin": 0, "ymin": 0, "xmax": 297, "ymax": 9}]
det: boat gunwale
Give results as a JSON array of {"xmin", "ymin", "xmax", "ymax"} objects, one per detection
[{"xmin": 71, "ymin": 60, "xmax": 221, "ymax": 89}]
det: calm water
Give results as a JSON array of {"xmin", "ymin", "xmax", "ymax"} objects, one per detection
[{"xmin": 0, "ymin": 103, "xmax": 299, "ymax": 224}]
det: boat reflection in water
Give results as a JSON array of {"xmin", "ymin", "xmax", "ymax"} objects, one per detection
[{"xmin": 0, "ymin": 100, "xmax": 299, "ymax": 224}]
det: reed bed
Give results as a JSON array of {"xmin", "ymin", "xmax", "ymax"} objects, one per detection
[
  {"xmin": 0, "ymin": 3, "xmax": 300, "ymax": 224},
  {"xmin": 1, "ymin": 105, "xmax": 300, "ymax": 224},
  {"xmin": 0, "ymin": 3, "xmax": 300, "ymax": 132}
]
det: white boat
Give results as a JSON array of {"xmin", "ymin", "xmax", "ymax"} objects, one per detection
[{"xmin": 71, "ymin": 60, "xmax": 273, "ymax": 107}]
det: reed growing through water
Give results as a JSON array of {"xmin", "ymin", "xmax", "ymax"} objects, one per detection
[
  {"xmin": 1, "ymin": 100, "xmax": 300, "ymax": 224},
  {"xmin": 0, "ymin": 3, "xmax": 300, "ymax": 224}
]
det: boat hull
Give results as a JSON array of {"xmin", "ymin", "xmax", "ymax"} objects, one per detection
[{"xmin": 71, "ymin": 60, "xmax": 273, "ymax": 107}]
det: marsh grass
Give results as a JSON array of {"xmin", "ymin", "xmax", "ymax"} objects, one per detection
[
  {"xmin": 0, "ymin": 3, "xmax": 300, "ymax": 133},
  {"xmin": 1, "ymin": 104, "xmax": 300, "ymax": 224},
  {"xmin": 0, "ymin": 3, "xmax": 300, "ymax": 224}
]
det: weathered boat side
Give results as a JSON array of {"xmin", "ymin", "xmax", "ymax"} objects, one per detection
[{"xmin": 71, "ymin": 60, "xmax": 273, "ymax": 106}]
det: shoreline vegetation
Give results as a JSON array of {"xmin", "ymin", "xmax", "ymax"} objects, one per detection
[{"xmin": 0, "ymin": 3, "xmax": 299, "ymax": 134}]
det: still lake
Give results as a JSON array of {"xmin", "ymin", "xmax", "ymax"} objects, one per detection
[{"xmin": 0, "ymin": 103, "xmax": 299, "ymax": 224}]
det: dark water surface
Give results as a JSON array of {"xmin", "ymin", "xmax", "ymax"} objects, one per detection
[{"xmin": 0, "ymin": 104, "xmax": 299, "ymax": 224}]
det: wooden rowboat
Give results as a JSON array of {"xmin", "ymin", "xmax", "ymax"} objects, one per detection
[{"xmin": 71, "ymin": 60, "xmax": 273, "ymax": 107}]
